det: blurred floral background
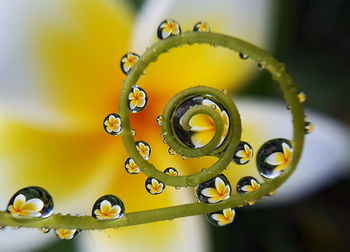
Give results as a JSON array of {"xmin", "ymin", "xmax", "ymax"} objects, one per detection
[{"xmin": 0, "ymin": 0, "xmax": 349, "ymax": 251}]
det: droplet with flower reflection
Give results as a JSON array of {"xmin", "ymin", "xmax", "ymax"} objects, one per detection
[
  {"xmin": 236, "ymin": 176, "xmax": 260, "ymax": 194},
  {"xmin": 157, "ymin": 19, "xmax": 181, "ymax": 40},
  {"xmin": 257, "ymin": 138, "xmax": 293, "ymax": 179},
  {"xmin": 128, "ymin": 85, "xmax": 148, "ymax": 113},
  {"xmin": 304, "ymin": 121, "xmax": 313, "ymax": 134},
  {"xmin": 168, "ymin": 148, "xmax": 176, "ymax": 155},
  {"xmin": 103, "ymin": 113, "xmax": 122, "ymax": 136},
  {"xmin": 206, "ymin": 208, "xmax": 235, "ymax": 227},
  {"xmin": 92, "ymin": 195, "xmax": 125, "ymax": 220},
  {"xmin": 41, "ymin": 227, "xmax": 50, "ymax": 234},
  {"xmin": 193, "ymin": 21, "xmax": 210, "ymax": 32},
  {"xmin": 239, "ymin": 52, "xmax": 249, "ymax": 60},
  {"xmin": 145, "ymin": 177, "xmax": 165, "ymax": 195},
  {"xmin": 125, "ymin": 157, "xmax": 140, "ymax": 174},
  {"xmin": 196, "ymin": 174, "xmax": 231, "ymax": 204},
  {"xmin": 7, "ymin": 186, "xmax": 54, "ymax": 218},
  {"xmin": 163, "ymin": 167, "xmax": 178, "ymax": 176},
  {"xmin": 120, "ymin": 52, "xmax": 140, "ymax": 75},
  {"xmin": 156, "ymin": 115, "xmax": 163, "ymax": 126},
  {"xmin": 135, "ymin": 141, "xmax": 151, "ymax": 160},
  {"xmin": 55, "ymin": 229, "xmax": 80, "ymax": 240},
  {"xmin": 232, "ymin": 141, "xmax": 254, "ymax": 165}
]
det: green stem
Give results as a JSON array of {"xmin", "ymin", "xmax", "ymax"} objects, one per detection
[{"xmin": 0, "ymin": 31, "xmax": 304, "ymax": 230}]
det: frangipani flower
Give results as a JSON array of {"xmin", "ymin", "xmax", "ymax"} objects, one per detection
[
  {"xmin": 0, "ymin": 0, "xmax": 349, "ymax": 252},
  {"xmin": 266, "ymin": 143, "xmax": 293, "ymax": 175},
  {"xmin": 201, "ymin": 177, "xmax": 231, "ymax": 203},
  {"xmin": 94, "ymin": 200, "xmax": 122, "ymax": 220},
  {"xmin": 211, "ymin": 208, "xmax": 235, "ymax": 226},
  {"xmin": 7, "ymin": 194, "xmax": 44, "ymax": 217}
]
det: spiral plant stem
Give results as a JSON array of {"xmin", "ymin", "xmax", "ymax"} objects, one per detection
[{"xmin": 0, "ymin": 31, "xmax": 304, "ymax": 230}]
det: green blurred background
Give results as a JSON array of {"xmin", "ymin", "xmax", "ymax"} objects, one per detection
[{"xmin": 35, "ymin": 0, "xmax": 350, "ymax": 251}]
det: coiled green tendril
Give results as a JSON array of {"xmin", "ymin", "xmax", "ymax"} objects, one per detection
[{"xmin": 0, "ymin": 31, "xmax": 304, "ymax": 230}]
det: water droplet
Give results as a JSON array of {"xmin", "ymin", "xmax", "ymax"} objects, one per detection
[
  {"xmin": 201, "ymin": 168, "xmax": 206, "ymax": 172},
  {"xmin": 92, "ymin": 195, "xmax": 125, "ymax": 220},
  {"xmin": 41, "ymin": 227, "xmax": 50, "ymax": 234},
  {"xmin": 55, "ymin": 229, "xmax": 80, "ymax": 240},
  {"xmin": 193, "ymin": 21, "xmax": 210, "ymax": 32},
  {"xmin": 156, "ymin": 115, "xmax": 163, "ymax": 126},
  {"xmin": 298, "ymin": 92, "xmax": 306, "ymax": 103},
  {"xmin": 163, "ymin": 167, "xmax": 178, "ymax": 176},
  {"xmin": 304, "ymin": 121, "xmax": 313, "ymax": 134},
  {"xmin": 232, "ymin": 141, "xmax": 254, "ymax": 165},
  {"xmin": 7, "ymin": 186, "xmax": 54, "ymax": 218},
  {"xmin": 120, "ymin": 52, "xmax": 140, "ymax": 75},
  {"xmin": 239, "ymin": 52, "xmax": 249, "ymax": 60},
  {"xmin": 221, "ymin": 89, "xmax": 228, "ymax": 95},
  {"xmin": 248, "ymin": 201, "xmax": 256, "ymax": 206},
  {"xmin": 157, "ymin": 19, "xmax": 181, "ymax": 40},
  {"xmin": 128, "ymin": 85, "xmax": 148, "ymax": 113},
  {"xmin": 135, "ymin": 141, "xmax": 151, "ymax": 160},
  {"xmin": 125, "ymin": 157, "xmax": 140, "ymax": 174},
  {"xmin": 103, "ymin": 113, "xmax": 122, "ymax": 136},
  {"xmin": 175, "ymin": 186, "xmax": 180, "ymax": 190},
  {"xmin": 257, "ymin": 138, "xmax": 293, "ymax": 179},
  {"xmin": 0, "ymin": 226, "xmax": 6, "ymax": 231},
  {"xmin": 171, "ymin": 96, "xmax": 230, "ymax": 149},
  {"xmin": 236, "ymin": 176, "xmax": 260, "ymax": 194},
  {"xmin": 145, "ymin": 177, "xmax": 165, "ymax": 195},
  {"xmin": 196, "ymin": 174, "xmax": 231, "ymax": 203},
  {"xmin": 160, "ymin": 133, "xmax": 163, "ymax": 138},
  {"xmin": 168, "ymin": 148, "xmax": 176, "ymax": 155},
  {"xmin": 267, "ymin": 190, "xmax": 276, "ymax": 196},
  {"xmin": 182, "ymin": 155, "xmax": 189, "ymax": 160},
  {"xmin": 257, "ymin": 62, "xmax": 265, "ymax": 70},
  {"xmin": 131, "ymin": 129, "xmax": 136, "ymax": 136},
  {"xmin": 206, "ymin": 208, "xmax": 235, "ymax": 227},
  {"xmin": 163, "ymin": 139, "xmax": 167, "ymax": 144}
]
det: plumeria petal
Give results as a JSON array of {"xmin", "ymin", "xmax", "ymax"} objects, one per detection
[{"xmin": 266, "ymin": 152, "xmax": 285, "ymax": 166}]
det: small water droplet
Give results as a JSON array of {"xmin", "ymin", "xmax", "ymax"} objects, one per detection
[
  {"xmin": 125, "ymin": 157, "xmax": 140, "ymax": 174},
  {"xmin": 128, "ymin": 85, "xmax": 148, "ymax": 113},
  {"xmin": 236, "ymin": 176, "xmax": 260, "ymax": 194},
  {"xmin": 304, "ymin": 121, "xmax": 313, "ymax": 134},
  {"xmin": 201, "ymin": 168, "xmax": 206, "ymax": 172},
  {"xmin": 221, "ymin": 89, "xmax": 228, "ymax": 95},
  {"xmin": 232, "ymin": 141, "xmax": 254, "ymax": 165},
  {"xmin": 239, "ymin": 52, "xmax": 249, "ymax": 60},
  {"xmin": 211, "ymin": 104, "xmax": 217, "ymax": 109},
  {"xmin": 92, "ymin": 195, "xmax": 125, "ymax": 220},
  {"xmin": 7, "ymin": 186, "xmax": 54, "ymax": 219},
  {"xmin": 298, "ymin": 92, "xmax": 306, "ymax": 103},
  {"xmin": 0, "ymin": 226, "xmax": 6, "ymax": 231},
  {"xmin": 206, "ymin": 208, "xmax": 235, "ymax": 227},
  {"xmin": 193, "ymin": 21, "xmax": 210, "ymax": 32},
  {"xmin": 175, "ymin": 186, "xmax": 180, "ymax": 190},
  {"xmin": 120, "ymin": 52, "xmax": 140, "ymax": 75},
  {"xmin": 145, "ymin": 177, "xmax": 165, "ymax": 195},
  {"xmin": 160, "ymin": 133, "xmax": 163, "ymax": 138},
  {"xmin": 103, "ymin": 113, "xmax": 122, "ymax": 136},
  {"xmin": 41, "ymin": 227, "xmax": 50, "ymax": 234},
  {"xmin": 157, "ymin": 19, "xmax": 181, "ymax": 40},
  {"xmin": 163, "ymin": 167, "xmax": 178, "ymax": 176},
  {"xmin": 257, "ymin": 138, "xmax": 293, "ymax": 179},
  {"xmin": 131, "ymin": 129, "xmax": 136, "ymax": 136},
  {"xmin": 156, "ymin": 115, "xmax": 163, "ymax": 126},
  {"xmin": 163, "ymin": 139, "xmax": 167, "ymax": 144},
  {"xmin": 135, "ymin": 141, "xmax": 151, "ymax": 160},
  {"xmin": 55, "ymin": 229, "xmax": 80, "ymax": 240},
  {"xmin": 248, "ymin": 201, "xmax": 256, "ymax": 206},
  {"xmin": 168, "ymin": 148, "xmax": 176, "ymax": 155},
  {"xmin": 182, "ymin": 155, "xmax": 189, "ymax": 160},
  {"xmin": 267, "ymin": 190, "xmax": 276, "ymax": 196},
  {"xmin": 257, "ymin": 62, "xmax": 265, "ymax": 70},
  {"xmin": 196, "ymin": 174, "xmax": 231, "ymax": 203}
]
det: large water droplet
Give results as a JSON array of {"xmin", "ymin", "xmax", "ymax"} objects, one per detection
[
  {"xmin": 196, "ymin": 174, "xmax": 231, "ymax": 203},
  {"xmin": 172, "ymin": 96, "xmax": 230, "ymax": 149},
  {"xmin": 128, "ymin": 85, "xmax": 148, "ymax": 113},
  {"xmin": 125, "ymin": 157, "xmax": 140, "ymax": 174},
  {"xmin": 257, "ymin": 138, "xmax": 293, "ymax": 179},
  {"xmin": 145, "ymin": 177, "xmax": 165, "ymax": 195},
  {"xmin": 135, "ymin": 141, "xmax": 151, "ymax": 160},
  {"xmin": 236, "ymin": 176, "xmax": 260, "ymax": 194},
  {"xmin": 157, "ymin": 19, "xmax": 181, "ymax": 40},
  {"xmin": 163, "ymin": 167, "xmax": 178, "ymax": 176},
  {"xmin": 232, "ymin": 141, "xmax": 254, "ymax": 165},
  {"xmin": 55, "ymin": 229, "xmax": 80, "ymax": 240},
  {"xmin": 193, "ymin": 21, "xmax": 210, "ymax": 32},
  {"xmin": 103, "ymin": 113, "xmax": 122, "ymax": 136},
  {"xmin": 207, "ymin": 208, "xmax": 235, "ymax": 227},
  {"xmin": 92, "ymin": 195, "xmax": 125, "ymax": 220},
  {"xmin": 7, "ymin": 186, "xmax": 54, "ymax": 218},
  {"xmin": 120, "ymin": 52, "xmax": 140, "ymax": 75}
]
